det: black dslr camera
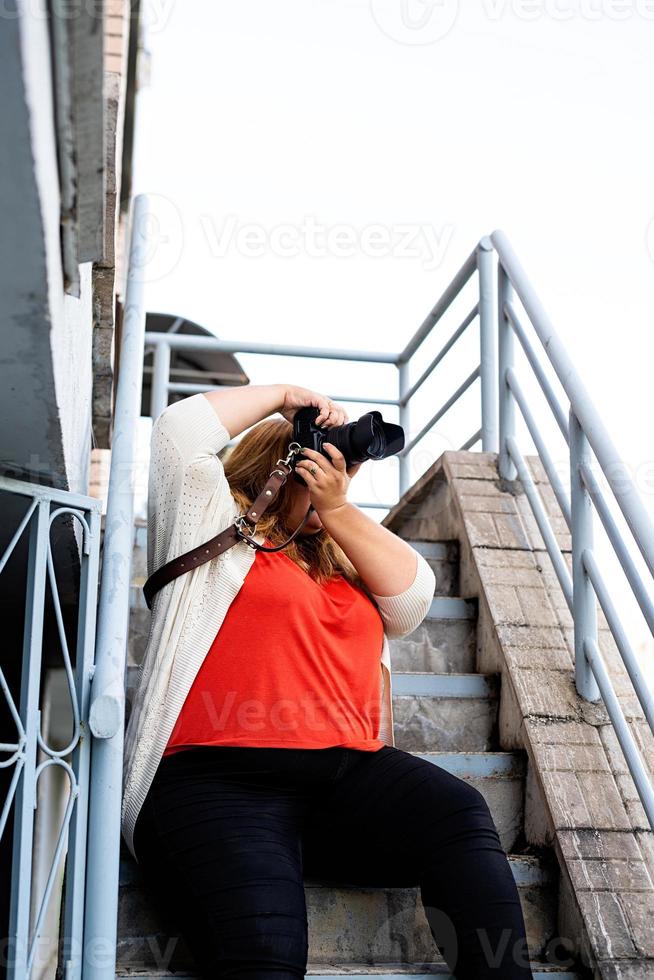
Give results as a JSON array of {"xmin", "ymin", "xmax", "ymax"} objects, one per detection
[{"xmin": 290, "ymin": 406, "xmax": 405, "ymax": 485}]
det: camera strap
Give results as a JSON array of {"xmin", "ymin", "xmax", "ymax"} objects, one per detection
[{"xmin": 142, "ymin": 442, "xmax": 312, "ymax": 611}]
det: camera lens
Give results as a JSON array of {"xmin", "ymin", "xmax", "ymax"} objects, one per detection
[{"xmin": 367, "ymin": 418, "xmax": 386, "ymax": 459}]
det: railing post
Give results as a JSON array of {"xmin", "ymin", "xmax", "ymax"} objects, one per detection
[
  {"xmin": 398, "ymin": 360, "xmax": 410, "ymax": 497},
  {"xmin": 150, "ymin": 340, "xmax": 171, "ymax": 422},
  {"xmin": 497, "ymin": 261, "xmax": 516, "ymax": 480},
  {"xmin": 477, "ymin": 237, "xmax": 498, "ymax": 453},
  {"xmin": 8, "ymin": 500, "xmax": 49, "ymax": 980},
  {"xmin": 84, "ymin": 194, "xmax": 149, "ymax": 979},
  {"xmin": 570, "ymin": 409, "xmax": 601, "ymax": 702},
  {"xmin": 61, "ymin": 502, "xmax": 102, "ymax": 980}
]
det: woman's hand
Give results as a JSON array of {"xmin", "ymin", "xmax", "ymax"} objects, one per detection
[
  {"xmin": 294, "ymin": 445, "xmax": 363, "ymax": 515},
  {"xmin": 279, "ymin": 385, "xmax": 349, "ymax": 428}
]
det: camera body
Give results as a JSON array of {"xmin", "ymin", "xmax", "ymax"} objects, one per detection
[{"xmin": 290, "ymin": 406, "xmax": 405, "ymax": 485}]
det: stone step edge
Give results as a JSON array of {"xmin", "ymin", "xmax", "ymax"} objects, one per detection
[
  {"xmin": 416, "ymin": 750, "xmax": 526, "ymax": 779},
  {"xmin": 404, "ymin": 541, "xmax": 453, "ymax": 560},
  {"xmin": 392, "ymin": 672, "xmax": 498, "ymax": 698},
  {"xmin": 308, "ymin": 970, "xmax": 580, "ymax": 979},
  {"xmin": 115, "ymin": 966, "xmax": 582, "ymax": 979}
]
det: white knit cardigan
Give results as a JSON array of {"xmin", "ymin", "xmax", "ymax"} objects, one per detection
[{"xmin": 121, "ymin": 393, "xmax": 436, "ymax": 861}]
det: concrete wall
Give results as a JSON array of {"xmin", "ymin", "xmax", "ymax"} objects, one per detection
[{"xmin": 0, "ymin": 3, "xmax": 94, "ymax": 495}]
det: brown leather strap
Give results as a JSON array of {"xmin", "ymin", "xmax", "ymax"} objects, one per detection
[
  {"xmin": 142, "ymin": 458, "xmax": 296, "ymax": 611},
  {"xmin": 244, "ymin": 464, "xmax": 293, "ymax": 525}
]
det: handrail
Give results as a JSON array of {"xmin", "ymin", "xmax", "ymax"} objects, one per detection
[
  {"xmin": 491, "ymin": 227, "xmax": 654, "ymax": 831},
  {"xmin": 146, "ymin": 332, "xmax": 399, "ymax": 361},
  {"xmin": 396, "ymin": 244, "xmax": 479, "ymax": 363},
  {"xmin": 83, "ymin": 194, "xmax": 149, "ymax": 980},
  {"xmin": 398, "ymin": 303, "xmax": 479, "ymax": 407},
  {"xmin": 165, "ymin": 382, "xmax": 400, "ymax": 407},
  {"xmin": 400, "ymin": 366, "xmax": 480, "ymax": 458}
]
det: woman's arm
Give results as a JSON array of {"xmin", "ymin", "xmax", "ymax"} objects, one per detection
[
  {"xmin": 319, "ymin": 502, "xmax": 419, "ymax": 596},
  {"xmin": 152, "ymin": 384, "xmax": 347, "ymax": 502},
  {"xmin": 203, "ymin": 384, "xmax": 348, "ymax": 440},
  {"xmin": 202, "ymin": 385, "xmax": 287, "ymax": 440},
  {"xmin": 297, "ymin": 442, "xmax": 436, "ymax": 637},
  {"xmin": 295, "ymin": 442, "xmax": 434, "ymax": 601},
  {"xmin": 318, "ymin": 495, "xmax": 436, "ymax": 638}
]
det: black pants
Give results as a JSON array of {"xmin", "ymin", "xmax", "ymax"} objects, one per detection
[{"xmin": 133, "ymin": 744, "xmax": 535, "ymax": 980}]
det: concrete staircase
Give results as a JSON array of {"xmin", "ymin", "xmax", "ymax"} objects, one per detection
[{"xmin": 117, "ymin": 532, "xmax": 591, "ymax": 979}]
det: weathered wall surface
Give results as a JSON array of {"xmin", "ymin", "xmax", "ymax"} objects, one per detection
[{"xmin": 0, "ymin": 13, "xmax": 94, "ymax": 493}]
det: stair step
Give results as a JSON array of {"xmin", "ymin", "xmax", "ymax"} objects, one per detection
[
  {"xmin": 303, "ymin": 853, "xmax": 556, "ymax": 966},
  {"xmin": 404, "ymin": 540, "xmax": 459, "ymax": 597},
  {"xmin": 392, "ymin": 672, "xmax": 496, "ymax": 698},
  {"xmin": 427, "ymin": 597, "xmax": 476, "ymax": 620},
  {"xmin": 415, "ymin": 750, "xmax": 524, "ymax": 778},
  {"xmin": 116, "ymin": 967, "xmax": 584, "ymax": 979},
  {"xmin": 413, "ymin": 750, "xmax": 526, "ymax": 851},
  {"xmin": 389, "ymin": 617, "xmax": 477, "ymax": 674},
  {"xmin": 306, "ymin": 968, "xmax": 583, "ymax": 978},
  {"xmin": 117, "ymin": 852, "xmax": 557, "ymax": 972},
  {"xmin": 392, "ymin": 674, "xmax": 499, "ymax": 753},
  {"xmin": 406, "ymin": 541, "xmax": 451, "ymax": 560}
]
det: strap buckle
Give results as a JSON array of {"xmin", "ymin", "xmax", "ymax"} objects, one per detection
[
  {"xmin": 234, "ymin": 443, "xmax": 303, "ymax": 548},
  {"xmin": 277, "ymin": 441, "xmax": 302, "ymax": 469},
  {"xmin": 234, "ymin": 515, "xmax": 257, "ymax": 541}
]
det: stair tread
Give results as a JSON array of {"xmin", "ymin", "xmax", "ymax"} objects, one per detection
[
  {"xmin": 414, "ymin": 749, "xmax": 526, "ymax": 777},
  {"xmin": 393, "ymin": 671, "xmax": 495, "ymax": 677},
  {"xmin": 115, "ymin": 962, "xmax": 583, "ymax": 978},
  {"xmin": 427, "ymin": 597, "xmax": 477, "ymax": 620},
  {"xmin": 404, "ymin": 540, "xmax": 452, "ymax": 558},
  {"xmin": 306, "ymin": 968, "xmax": 581, "ymax": 978},
  {"xmin": 391, "ymin": 671, "xmax": 498, "ymax": 699}
]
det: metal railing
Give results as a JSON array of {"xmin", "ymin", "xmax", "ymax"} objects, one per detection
[
  {"xmin": 82, "ymin": 192, "xmax": 654, "ymax": 979},
  {"xmin": 0, "ymin": 476, "xmax": 101, "ymax": 980},
  {"xmin": 83, "ymin": 194, "xmax": 149, "ymax": 980},
  {"xmin": 492, "ymin": 229, "xmax": 654, "ymax": 829}
]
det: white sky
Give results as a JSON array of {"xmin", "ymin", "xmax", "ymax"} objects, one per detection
[{"xmin": 133, "ymin": 0, "xmax": 654, "ymax": 687}]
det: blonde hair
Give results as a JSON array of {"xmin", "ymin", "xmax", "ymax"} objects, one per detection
[{"xmin": 220, "ymin": 416, "xmax": 377, "ymax": 604}]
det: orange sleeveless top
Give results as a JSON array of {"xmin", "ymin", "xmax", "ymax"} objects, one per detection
[{"xmin": 163, "ymin": 541, "xmax": 386, "ymax": 754}]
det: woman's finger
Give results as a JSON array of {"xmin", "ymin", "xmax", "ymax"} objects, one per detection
[
  {"xmin": 314, "ymin": 397, "xmax": 334, "ymax": 425},
  {"xmin": 298, "ymin": 457, "xmax": 328, "ymax": 481},
  {"xmin": 298, "ymin": 448, "xmax": 326, "ymax": 467},
  {"xmin": 315, "ymin": 398, "xmax": 348, "ymax": 427},
  {"xmin": 322, "ymin": 444, "xmax": 347, "ymax": 470},
  {"xmin": 330, "ymin": 405, "xmax": 347, "ymax": 425},
  {"xmin": 296, "ymin": 461, "xmax": 321, "ymax": 481}
]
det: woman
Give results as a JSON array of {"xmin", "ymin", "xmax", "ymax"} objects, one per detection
[{"xmin": 122, "ymin": 383, "xmax": 534, "ymax": 980}]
